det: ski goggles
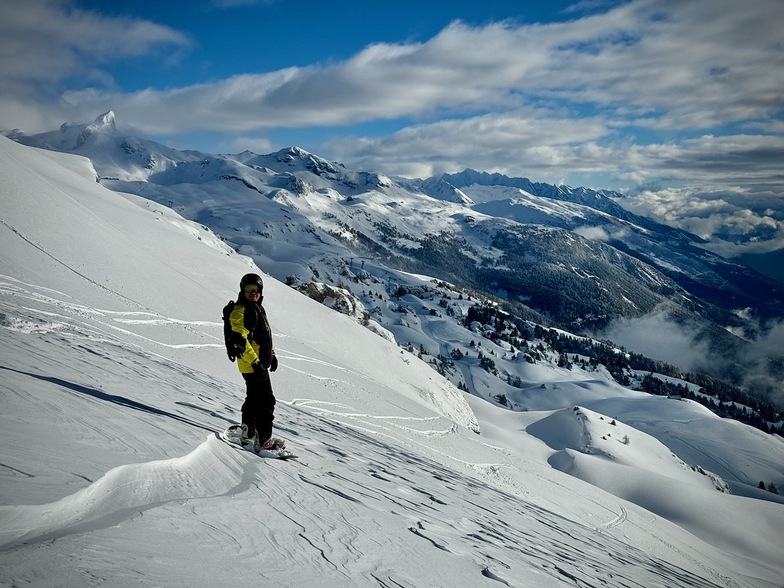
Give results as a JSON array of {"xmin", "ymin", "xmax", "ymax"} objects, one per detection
[{"xmin": 243, "ymin": 285, "xmax": 262, "ymax": 294}]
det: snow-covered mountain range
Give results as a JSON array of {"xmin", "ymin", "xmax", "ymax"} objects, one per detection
[
  {"xmin": 2, "ymin": 127, "xmax": 784, "ymax": 586},
  {"xmin": 13, "ymin": 112, "xmax": 784, "ymax": 414}
]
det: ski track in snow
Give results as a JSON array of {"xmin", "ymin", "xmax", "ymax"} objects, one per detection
[{"xmin": 0, "ymin": 275, "xmax": 224, "ymax": 353}]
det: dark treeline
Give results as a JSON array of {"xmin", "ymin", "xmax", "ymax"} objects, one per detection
[{"xmin": 464, "ymin": 302, "xmax": 783, "ymax": 435}]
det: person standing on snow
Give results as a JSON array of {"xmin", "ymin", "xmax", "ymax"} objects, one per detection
[{"xmin": 227, "ymin": 273, "xmax": 285, "ymax": 450}]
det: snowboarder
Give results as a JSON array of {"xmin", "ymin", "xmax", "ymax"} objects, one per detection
[{"xmin": 227, "ymin": 273, "xmax": 285, "ymax": 451}]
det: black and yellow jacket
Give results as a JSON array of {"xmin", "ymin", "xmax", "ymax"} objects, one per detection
[{"xmin": 229, "ymin": 296, "xmax": 275, "ymax": 374}]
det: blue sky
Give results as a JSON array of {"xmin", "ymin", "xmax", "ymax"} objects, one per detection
[
  {"xmin": 2, "ymin": 0, "xmax": 783, "ymax": 259},
  {"xmin": 75, "ymin": 0, "xmax": 586, "ymax": 87}
]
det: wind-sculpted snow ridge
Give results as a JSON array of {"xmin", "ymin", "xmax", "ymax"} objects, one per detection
[
  {"xmin": 259, "ymin": 416, "xmax": 733, "ymax": 588},
  {"xmin": 0, "ymin": 414, "xmax": 740, "ymax": 588},
  {"xmin": 0, "ymin": 436, "xmax": 245, "ymax": 549}
]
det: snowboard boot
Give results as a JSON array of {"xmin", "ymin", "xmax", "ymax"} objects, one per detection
[
  {"xmin": 260, "ymin": 436, "xmax": 286, "ymax": 451},
  {"xmin": 240, "ymin": 423, "xmax": 257, "ymax": 447}
]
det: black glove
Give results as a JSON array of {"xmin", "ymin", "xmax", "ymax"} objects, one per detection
[
  {"xmin": 269, "ymin": 355, "xmax": 278, "ymax": 372},
  {"xmin": 227, "ymin": 334, "xmax": 245, "ymax": 362},
  {"xmin": 228, "ymin": 342, "xmax": 244, "ymax": 362},
  {"xmin": 251, "ymin": 361, "xmax": 263, "ymax": 373}
]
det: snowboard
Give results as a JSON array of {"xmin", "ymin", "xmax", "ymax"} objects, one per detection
[{"xmin": 218, "ymin": 425, "xmax": 298, "ymax": 460}]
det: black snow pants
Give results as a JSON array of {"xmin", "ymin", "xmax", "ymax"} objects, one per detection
[{"xmin": 241, "ymin": 367, "xmax": 276, "ymax": 442}]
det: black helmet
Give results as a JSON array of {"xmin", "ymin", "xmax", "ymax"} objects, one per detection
[{"xmin": 240, "ymin": 273, "xmax": 263, "ymax": 291}]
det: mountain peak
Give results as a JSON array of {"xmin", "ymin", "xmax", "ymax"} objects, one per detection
[
  {"xmin": 420, "ymin": 176, "xmax": 474, "ymax": 205},
  {"xmin": 72, "ymin": 110, "xmax": 116, "ymax": 149},
  {"xmin": 92, "ymin": 110, "xmax": 116, "ymax": 132},
  {"xmin": 274, "ymin": 146, "xmax": 341, "ymax": 176},
  {"xmin": 275, "ymin": 146, "xmax": 311, "ymax": 159},
  {"xmin": 16, "ymin": 110, "xmax": 118, "ymax": 152}
]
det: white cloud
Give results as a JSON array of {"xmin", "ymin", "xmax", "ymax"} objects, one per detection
[
  {"xmin": 599, "ymin": 308, "xmax": 712, "ymax": 374},
  {"xmin": 603, "ymin": 310, "xmax": 784, "ymax": 407},
  {"xmin": 0, "ymin": 0, "xmax": 190, "ymax": 83},
  {"xmin": 0, "ymin": 0, "xmax": 189, "ymax": 132},
  {"xmin": 7, "ymin": 0, "xmax": 782, "ymax": 138},
  {"xmin": 323, "ymin": 110, "xmax": 612, "ymax": 180},
  {"xmin": 572, "ymin": 226, "xmax": 611, "ymax": 242},
  {"xmin": 618, "ymin": 184, "xmax": 784, "ymax": 257}
]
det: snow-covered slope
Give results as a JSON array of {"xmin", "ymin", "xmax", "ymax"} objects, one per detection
[{"xmin": 2, "ymin": 137, "xmax": 784, "ymax": 586}]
